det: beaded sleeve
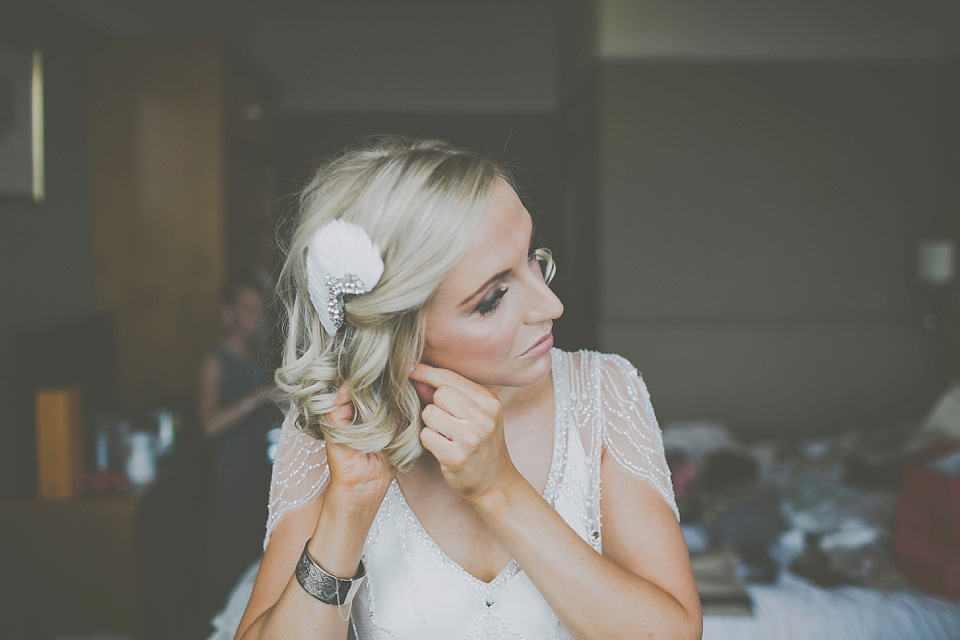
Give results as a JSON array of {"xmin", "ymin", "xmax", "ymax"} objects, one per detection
[
  {"xmin": 262, "ymin": 404, "xmax": 330, "ymax": 551},
  {"xmin": 597, "ymin": 353, "xmax": 680, "ymax": 522}
]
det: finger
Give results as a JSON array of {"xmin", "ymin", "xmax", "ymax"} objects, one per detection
[
  {"xmin": 329, "ymin": 381, "xmax": 354, "ymax": 427},
  {"xmin": 430, "ymin": 384, "xmax": 473, "ymax": 419},
  {"xmin": 409, "ymin": 363, "xmax": 470, "ymax": 391},
  {"xmin": 328, "ymin": 402, "xmax": 354, "ymax": 427},
  {"xmin": 335, "ymin": 381, "xmax": 352, "ymax": 406},
  {"xmin": 420, "ymin": 426, "xmax": 458, "ymax": 460},
  {"xmin": 420, "ymin": 403, "xmax": 461, "ymax": 440},
  {"xmin": 411, "ymin": 379, "xmax": 435, "ymax": 405}
]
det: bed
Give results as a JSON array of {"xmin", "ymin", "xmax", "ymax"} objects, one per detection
[
  {"xmin": 208, "ymin": 414, "xmax": 960, "ymax": 640},
  {"xmin": 702, "ymin": 570, "xmax": 960, "ymax": 639},
  {"xmin": 672, "ymin": 410, "xmax": 960, "ymax": 640}
]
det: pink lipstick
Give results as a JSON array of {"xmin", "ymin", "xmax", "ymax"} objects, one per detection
[{"xmin": 521, "ymin": 332, "xmax": 554, "ymax": 358}]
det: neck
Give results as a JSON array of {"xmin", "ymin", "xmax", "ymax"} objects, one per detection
[
  {"xmin": 225, "ymin": 333, "xmax": 253, "ymax": 355},
  {"xmin": 484, "ymin": 369, "xmax": 552, "ymax": 419},
  {"xmin": 484, "ymin": 383, "xmax": 524, "ymax": 413}
]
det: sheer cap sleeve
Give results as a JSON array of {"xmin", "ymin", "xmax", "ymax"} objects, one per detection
[
  {"xmin": 597, "ymin": 353, "xmax": 680, "ymax": 522},
  {"xmin": 263, "ymin": 403, "xmax": 330, "ymax": 551}
]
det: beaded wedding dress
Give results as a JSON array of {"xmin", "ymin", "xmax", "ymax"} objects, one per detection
[{"xmin": 208, "ymin": 349, "xmax": 678, "ymax": 640}]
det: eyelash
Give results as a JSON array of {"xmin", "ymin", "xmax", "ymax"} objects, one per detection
[{"xmin": 472, "ymin": 249, "xmax": 539, "ymax": 316}]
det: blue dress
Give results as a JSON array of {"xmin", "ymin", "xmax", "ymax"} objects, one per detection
[{"xmin": 202, "ymin": 341, "xmax": 279, "ymax": 617}]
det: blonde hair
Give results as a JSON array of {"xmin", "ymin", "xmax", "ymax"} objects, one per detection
[{"xmin": 275, "ymin": 136, "xmax": 513, "ymax": 471}]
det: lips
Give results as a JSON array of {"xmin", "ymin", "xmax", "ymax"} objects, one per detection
[{"xmin": 522, "ymin": 331, "xmax": 554, "ymax": 357}]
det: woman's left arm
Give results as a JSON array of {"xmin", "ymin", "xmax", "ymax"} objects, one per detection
[
  {"xmin": 470, "ymin": 454, "xmax": 701, "ymax": 640},
  {"xmin": 411, "ymin": 364, "xmax": 702, "ymax": 640}
]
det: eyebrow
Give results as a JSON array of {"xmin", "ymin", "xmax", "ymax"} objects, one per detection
[
  {"xmin": 459, "ymin": 219, "xmax": 536, "ymax": 308},
  {"xmin": 460, "ymin": 269, "xmax": 512, "ymax": 308}
]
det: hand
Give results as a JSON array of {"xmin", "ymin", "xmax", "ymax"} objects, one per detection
[
  {"xmin": 410, "ymin": 363, "xmax": 517, "ymax": 501},
  {"xmin": 324, "ymin": 381, "xmax": 396, "ymax": 506}
]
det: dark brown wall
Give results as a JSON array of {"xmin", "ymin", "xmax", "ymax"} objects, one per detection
[{"xmin": 597, "ymin": 61, "xmax": 945, "ymax": 438}]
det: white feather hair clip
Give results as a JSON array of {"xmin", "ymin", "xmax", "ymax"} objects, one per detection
[{"xmin": 305, "ymin": 219, "xmax": 385, "ymax": 336}]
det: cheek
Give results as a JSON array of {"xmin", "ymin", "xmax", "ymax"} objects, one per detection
[{"xmin": 424, "ymin": 313, "xmax": 519, "ymax": 373}]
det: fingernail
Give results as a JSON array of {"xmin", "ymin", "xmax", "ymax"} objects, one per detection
[{"xmin": 408, "ymin": 363, "xmax": 416, "ymax": 374}]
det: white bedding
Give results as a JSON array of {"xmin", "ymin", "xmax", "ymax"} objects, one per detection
[
  {"xmin": 212, "ymin": 557, "xmax": 960, "ymax": 640},
  {"xmin": 703, "ymin": 571, "xmax": 960, "ymax": 640}
]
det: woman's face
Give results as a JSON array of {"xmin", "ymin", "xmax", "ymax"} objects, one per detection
[
  {"xmin": 229, "ymin": 287, "xmax": 266, "ymax": 337},
  {"xmin": 422, "ymin": 178, "xmax": 564, "ymax": 388}
]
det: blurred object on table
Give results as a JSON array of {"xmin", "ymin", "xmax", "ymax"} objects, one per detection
[{"xmin": 35, "ymin": 387, "xmax": 85, "ymax": 501}]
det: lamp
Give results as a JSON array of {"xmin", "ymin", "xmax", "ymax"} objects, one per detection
[{"xmin": 917, "ymin": 239, "xmax": 957, "ymax": 329}]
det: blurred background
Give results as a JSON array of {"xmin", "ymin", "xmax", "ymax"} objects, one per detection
[{"xmin": 1, "ymin": 0, "xmax": 959, "ymax": 639}]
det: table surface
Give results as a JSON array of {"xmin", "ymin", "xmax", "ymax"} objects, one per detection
[{"xmin": 0, "ymin": 451, "xmax": 210, "ymax": 639}]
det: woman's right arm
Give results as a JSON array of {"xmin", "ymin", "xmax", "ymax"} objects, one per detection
[
  {"xmin": 234, "ymin": 482, "xmax": 384, "ymax": 640},
  {"xmin": 235, "ymin": 384, "xmax": 395, "ymax": 640}
]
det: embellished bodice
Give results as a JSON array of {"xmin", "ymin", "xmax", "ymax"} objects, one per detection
[{"xmin": 263, "ymin": 349, "xmax": 679, "ymax": 640}]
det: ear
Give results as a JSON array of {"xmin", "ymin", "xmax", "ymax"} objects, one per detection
[{"xmin": 411, "ymin": 379, "xmax": 435, "ymax": 405}]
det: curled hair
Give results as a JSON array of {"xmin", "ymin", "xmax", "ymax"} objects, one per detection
[{"xmin": 274, "ymin": 136, "xmax": 514, "ymax": 471}]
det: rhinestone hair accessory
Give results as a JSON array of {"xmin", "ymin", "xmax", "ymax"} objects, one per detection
[{"xmin": 305, "ymin": 219, "xmax": 385, "ymax": 336}]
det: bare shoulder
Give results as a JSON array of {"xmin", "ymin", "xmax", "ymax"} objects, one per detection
[
  {"xmin": 199, "ymin": 350, "xmax": 220, "ymax": 375},
  {"xmin": 234, "ymin": 491, "xmax": 325, "ymax": 640}
]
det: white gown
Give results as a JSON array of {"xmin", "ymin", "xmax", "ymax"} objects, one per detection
[{"xmin": 209, "ymin": 349, "xmax": 679, "ymax": 640}]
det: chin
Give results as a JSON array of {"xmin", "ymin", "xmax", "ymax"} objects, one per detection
[
  {"xmin": 492, "ymin": 348, "xmax": 554, "ymax": 389},
  {"xmin": 518, "ymin": 349, "xmax": 554, "ymax": 383}
]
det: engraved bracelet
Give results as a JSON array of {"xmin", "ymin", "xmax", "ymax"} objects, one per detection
[{"xmin": 294, "ymin": 538, "xmax": 366, "ymax": 607}]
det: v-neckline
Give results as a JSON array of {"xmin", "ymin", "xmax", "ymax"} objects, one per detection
[{"xmin": 390, "ymin": 349, "xmax": 566, "ymax": 590}]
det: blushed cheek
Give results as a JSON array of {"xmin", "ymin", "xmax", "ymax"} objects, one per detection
[{"xmin": 424, "ymin": 323, "xmax": 516, "ymax": 381}]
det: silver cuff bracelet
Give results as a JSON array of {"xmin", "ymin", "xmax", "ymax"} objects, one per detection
[{"xmin": 294, "ymin": 539, "xmax": 366, "ymax": 607}]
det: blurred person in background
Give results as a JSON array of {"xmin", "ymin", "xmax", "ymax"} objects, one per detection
[{"xmin": 199, "ymin": 269, "xmax": 283, "ymax": 617}]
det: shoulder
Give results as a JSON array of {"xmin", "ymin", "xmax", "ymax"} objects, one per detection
[
  {"xmin": 198, "ymin": 349, "xmax": 222, "ymax": 380},
  {"xmin": 552, "ymin": 346, "xmax": 638, "ymax": 367},
  {"xmin": 271, "ymin": 402, "xmax": 328, "ymax": 489},
  {"xmin": 553, "ymin": 348, "xmax": 645, "ymax": 389},
  {"xmin": 553, "ymin": 348, "xmax": 656, "ymax": 436},
  {"xmin": 265, "ymin": 401, "xmax": 329, "ymax": 548},
  {"xmin": 275, "ymin": 402, "xmax": 324, "ymax": 449},
  {"xmin": 202, "ymin": 343, "xmax": 231, "ymax": 368}
]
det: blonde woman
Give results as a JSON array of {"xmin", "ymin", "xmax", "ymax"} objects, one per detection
[{"xmin": 229, "ymin": 137, "xmax": 701, "ymax": 639}]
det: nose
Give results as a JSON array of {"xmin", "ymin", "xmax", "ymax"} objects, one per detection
[{"xmin": 524, "ymin": 272, "xmax": 564, "ymax": 325}]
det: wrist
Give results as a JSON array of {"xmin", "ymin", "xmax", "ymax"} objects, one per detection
[
  {"xmin": 464, "ymin": 466, "xmax": 524, "ymax": 513},
  {"xmin": 296, "ymin": 538, "xmax": 366, "ymax": 611},
  {"xmin": 311, "ymin": 496, "xmax": 379, "ymax": 577},
  {"xmin": 324, "ymin": 483, "xmax": 388, "ymax": 519}
]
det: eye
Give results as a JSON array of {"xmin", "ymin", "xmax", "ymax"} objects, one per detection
[{"xmin": 474, "ymin": 287, "xmax": 507, "ymax": 316}]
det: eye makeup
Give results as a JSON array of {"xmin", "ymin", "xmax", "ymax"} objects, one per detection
[{"xmin": 467, "ymin": 221, "xmax": 540, "ymax": 317}]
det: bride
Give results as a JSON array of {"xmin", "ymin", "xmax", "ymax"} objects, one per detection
[{"xmin": 224, "ymin": 136, "xmax": 701, "ymax": 639}]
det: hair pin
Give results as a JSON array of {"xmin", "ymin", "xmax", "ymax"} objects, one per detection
[{"xmin": 305, "ymin": 219, "xmax": 384, "ymax": 336}]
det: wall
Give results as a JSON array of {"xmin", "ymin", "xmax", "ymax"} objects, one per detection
[
  {"xmin": 245, "ymin": 2, "xmax": 558, "ymax": 112},
  {"xmin": 0, "ymin": 9, "xmax": 97, "ymax": 491},
  {"xmin": 595, "ymin": 60, "xmax": 945, "ymax": 437},
  {"xmin": 597, "ymin": 0, "xmax": 952, "ymax": 61},
  {"xmin": 48, "ymin": 0, "xmax": 561, "ymax": 113},
  {"xmin": 12, "ymin": 0, "xmax": 953, "ymax": 445}
]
